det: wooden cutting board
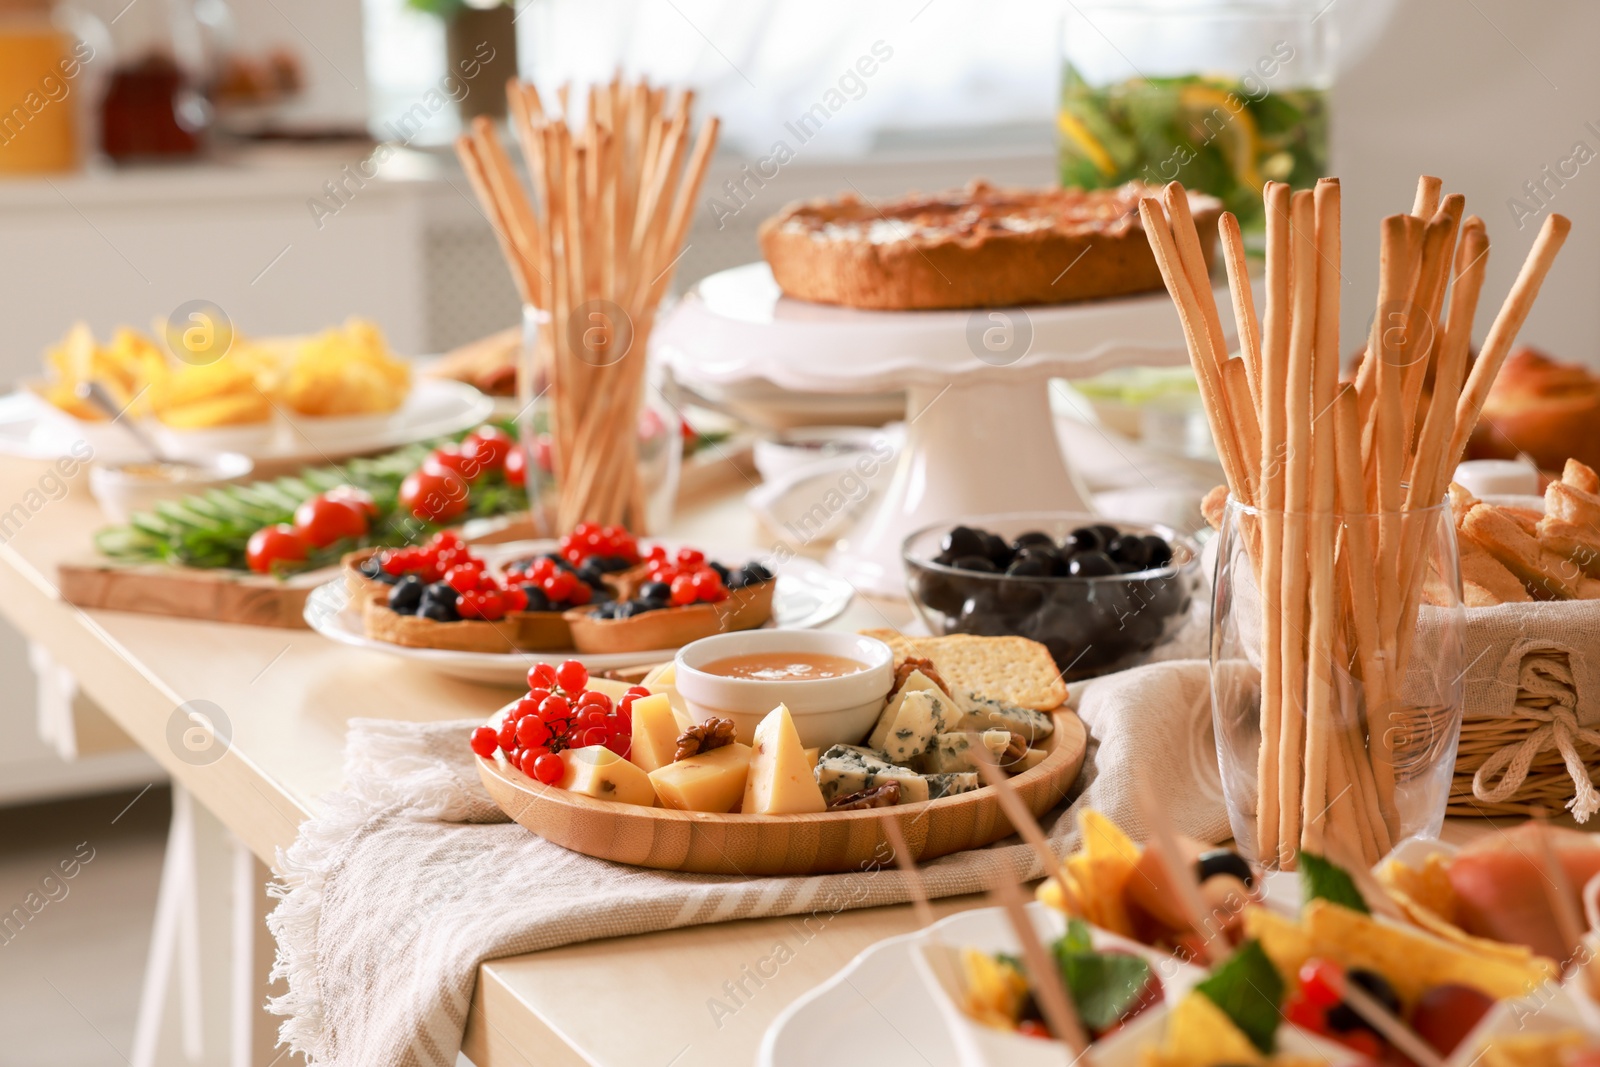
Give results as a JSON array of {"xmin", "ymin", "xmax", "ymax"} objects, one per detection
[{"xmin": 56, "ymin": 559, "xmax": 334, "ymax": 629}]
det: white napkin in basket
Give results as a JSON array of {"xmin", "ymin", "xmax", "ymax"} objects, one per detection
[{"xmin": 265, "ymin": 659, "xmax": 1227, "ymax": 1066}]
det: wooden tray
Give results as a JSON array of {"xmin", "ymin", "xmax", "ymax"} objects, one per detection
[{"xmin": 477, "ymin": 709, "xmax": 1087, "ymax": 875}]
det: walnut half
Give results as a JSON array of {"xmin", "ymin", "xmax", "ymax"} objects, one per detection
[
  {"xmin": 889, "ymin": 657, "xmax": 951, "ymax": 701},
  {"xmin": 827, "ymin": 781, "xmax": 902, "ymax": 810},
  {"xmin": 1000, "ymin": 732, "xmax": 1029, "ymax": 768},
  {"xmin": 674, "ymin": 717, "xmax": 738, "ymax": 761}
]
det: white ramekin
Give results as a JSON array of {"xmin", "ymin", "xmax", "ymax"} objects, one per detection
[{"xmin": 673, "ymin": 629, "xmax": 894, "ymax": 749}]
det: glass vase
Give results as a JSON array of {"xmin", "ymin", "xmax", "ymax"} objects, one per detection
[{"xmin": 1211, "ymin": 496, "xmax": 1465, "ymax": 870}]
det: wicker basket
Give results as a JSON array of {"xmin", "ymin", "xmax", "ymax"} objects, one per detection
[{"xmin": 1450, "ymin": 649, "xmax": 1600, "ymax": 819}]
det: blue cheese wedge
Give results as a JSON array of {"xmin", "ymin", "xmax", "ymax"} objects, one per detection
[
  {"xmin": 917, "ymin": 729, "xmax": 1012, "ymax": 774},
  {"xmin": 925, "ymin": 771, "xmax": 981, "ymax": 799},
  {"xmin": 814, "ymin": 745, "xmax": 930, "ymax": 804},
  {"xmin": 869, "ymin": 671, "xmax": 957, "ymax": 750},
  {"xmin": 868, "ymin": 686, "xmax": 957, "ymax": 764},
  {"xmin": 955, "ymin": 694, "xmax": 1054, "ymax": 747}
]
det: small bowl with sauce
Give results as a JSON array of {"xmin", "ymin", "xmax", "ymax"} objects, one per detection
[
  {"xmin": 674, "ymin": 630, "xmax": 895, "ymax": 749},
  {"xmin": 89, "ymin": 452, "xmax": 255, "ymax": 523}
]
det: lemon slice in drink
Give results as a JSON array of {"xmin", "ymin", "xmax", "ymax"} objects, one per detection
[
  {"xmin": 1178, "ymin": 83, "xmax": 1264, "ymax": 192},
  {"xmin": 1057, "ymin": 109, "xmax": 1118, "ymax": 177}
]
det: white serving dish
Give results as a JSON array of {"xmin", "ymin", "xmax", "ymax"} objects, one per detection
[
  {"xmin": 673, "ymin": 629, "xmax": 893, "ymax": 748},
  {"xmin": 89, "ymin": 452, "xmax": 255, "ymax": 522}
]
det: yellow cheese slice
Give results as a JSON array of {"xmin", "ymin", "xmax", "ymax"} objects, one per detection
[
  {"xmin": 743, "ymin": 704, "xmax": 825, "ymax": 815},
  {"xmin": 649, "ymin": 742, "xmax": 753, "ymax": 813},
  {"xmin": 562, "ymin": 745, "xmax": 657, "ymax": 807},
  {"xmin": 628, "ymin": 693, "xmax": 680, "ymax": 773}
]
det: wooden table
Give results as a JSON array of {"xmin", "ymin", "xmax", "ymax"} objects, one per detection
[
  {"xmin": 0, "ymin": 457, "xmax": 995, "ymax": 1065},
  {"xmin": 0, "ymin": 456, "xmax": 1509, "ymax": 1066}
]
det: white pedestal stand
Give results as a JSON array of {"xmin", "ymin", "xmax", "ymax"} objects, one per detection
[{"xmin": 655, "ymin": 264, "xmax": 1234, "ymax": 595}]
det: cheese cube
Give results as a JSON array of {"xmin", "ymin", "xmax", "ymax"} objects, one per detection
[
  {"xmin": 925, "ymin": 771, "xmax": 981, "ymax": 799},
  {"xmin": 955, "ymin": 695, "xmax": 1054, "ymax": 746},
  {"xmin": 561, "ymin": 745, "xmax": 657, "ymax": 807},
  {"xmin": 743, "ymin": 704, "xmax": 826, "ymax": 815},
  {"xmin": 813, "ymin": 745, "xmax": 930, "ymax": 804},
  {"xmin": 1015, "ymin": 747, "xmax": 1050, "ymax": 773},
  {"xmin": 649, "ymin": 742, "xmax": 752, "ymax": 813},
  {"xmin": 628, "ymin": 693, "xmax": 680, "ymax": 773},
  {"xmin": 869, "ymin": 671, "xmax": 953, "ymax": 751},
  {"xmin": 869, "ymin": 688, "xmax": 956, "ymax": 764},
  {"xmin": 919, "ymin": 729, "xmax": 1012, "ymax": 774}
]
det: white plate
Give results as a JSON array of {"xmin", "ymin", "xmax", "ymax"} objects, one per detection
[
  {"xmin": 303, "ymin": 543, "xmax": 855, "ymax": 686},
  {"xmin": 0, "ymin": 379, "xmax": 494, "ymax": 465}
]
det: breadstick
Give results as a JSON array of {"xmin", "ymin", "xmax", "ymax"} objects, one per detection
[
  {"xmin": 1411, "ymin": 174, "xmax": 1442, "ymax": 221},
  {"xmin": 1165, "ymin": 183, "xmax": 1241, "ymax": 466},
  {"xmin": 1449, "ymin": 213, "xmax": 1572, "ymax": 464},
  {"xmin": 1220, "ymin": 212, "xmax": 1263, "ymax": 410},
  {"xmin": 1397, "ymin": 203, "xmax": 1462, "ymax": 453},
  {"xmin": 1372, "ymin": 216, "xmax": 1422, "ymax": 653},
  {"xmin": 1278, "ymin": 189, "xmax": 1318, "ymax": 863},
  {"xmin": 1256, "ymin": 181, "xmax": 1293, "ymax": 866}
]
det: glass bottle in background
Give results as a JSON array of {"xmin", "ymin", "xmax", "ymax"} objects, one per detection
[
  {"xmin": 0, "ymin": 0, "xmax": 101, "ymax": 175},
  {"xmin": 1058, "ymin": 0, "xmax": 1333, "ymax": 236},
  {"xmin": 99, "ymin": 0, "xmax": 212, "ymax": 160}
]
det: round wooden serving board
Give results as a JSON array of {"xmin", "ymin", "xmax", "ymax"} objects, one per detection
[{"xmin": 477, "ymin": 709, "xmax": 1087, "ymax": 876}]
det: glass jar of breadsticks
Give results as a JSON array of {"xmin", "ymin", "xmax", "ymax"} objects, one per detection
[
  {"xmin": 1139, "ymin": 167, "xmax": 1570, "ymax": 869},
  {"xmin": 1212, "ymin": 496, "xmax": 1466, "ymax": 868},
  {"xmin": 456, "ymin": 78, "xmax": 718, "ymax": 534}
]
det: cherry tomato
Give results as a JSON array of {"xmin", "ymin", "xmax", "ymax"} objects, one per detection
[
  {"xmin": 556, "ymin": 660, "xmax": 589, "ymax": 693},
  {"xmin": 527, "ymin": 663, "xmax": 559, "ymax": 691},
  {"xmin": 399, "ymin": 467, "xmax": 468, "ymax": 524},
  {"xmin": 325, "ymin": 485, "xmax": 379, "ymax": 519},
  {"xmin": 426, "ymin": 445, "xmax": 478, "ymax": 481},
  {"xmin": 246, "ymin": 524, "xmax": 310, "ymax": 574},
  {"xmin": 462, "ymin": 427, "xmax": 512, "ymax": 472},
  {"xmin": 469, "ymin": 726, "xmax": 498, "ymax": 758},
  {"xmin": 1298, "ymin": 958, "xmax": 1345, "ymax": 1010},
  {"xmin": 293, "ymin": 493, "xmax": 369, "ymax": 548},
  {"xmin": 1410, "ymin": 984, "xmax": 1495, "ymax": 1056},
  {"xmin": 503, "ymin": 445, "xmax": 528, "ymax": 487}
]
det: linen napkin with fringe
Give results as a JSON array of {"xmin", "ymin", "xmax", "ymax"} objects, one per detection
[{"xmin": 266, "ymin": 658, "xmax": 1228, "ymax": 1066}]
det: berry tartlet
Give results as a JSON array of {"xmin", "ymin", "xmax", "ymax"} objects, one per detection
[{"xmin": 566, "ymin": 547, "xmax": 776, "ymax": 654}]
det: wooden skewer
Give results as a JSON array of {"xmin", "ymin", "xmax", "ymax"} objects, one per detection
[
  {"xmin": 1219, "ymin": 211, "xmax": 1262, "ymax": 410},
  {"xmin": 1339, "ymin": 978, "xmax": 1447, "ymax": 1067},
  {"xmin": 1133, "ymin": 775, "xmax": 1224, "ymax": 965},
  {"xmin": 972, "ymin": 753, "xmax": 1063, "ymax": 880},
  {"xmin": 879, "ymin": 816, "xmax": 936, "ymax": 930},
  {"xmin": 988, "ymin": 877, "xmax": 1093, "ymax": 1057}
]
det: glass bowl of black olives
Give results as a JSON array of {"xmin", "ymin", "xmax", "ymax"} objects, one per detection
[{"xmin": 903, "ymin": 513, "xmax": 1202, "ymax": 681}]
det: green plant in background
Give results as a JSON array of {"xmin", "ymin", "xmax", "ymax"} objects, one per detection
[
  {"xmin": 403, "ymin": 0, "xmax": 510, "ymax": 18},
  {"xmin": 1058, "ymin": 69, "xmax": 1328, "ymax": 232}
]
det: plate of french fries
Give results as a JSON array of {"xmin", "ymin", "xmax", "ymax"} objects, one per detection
[{"xmin": 6, "ymin": 318, "xmax": 494, "ymax": 464}]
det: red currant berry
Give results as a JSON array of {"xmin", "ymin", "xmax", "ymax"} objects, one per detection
[
  {"xmin": 580, "ymin": 726, "xmax": 608, "ymax": 748},
  {"xmin": 577, "ymin": 690, "xmax": 613, "ymax": 712},
  {"xmin": 604, "ymin": 713, "xmax": 629, "ymax": 738},
  {"xmin": 518, "ymin": 749, "xmax": 543, "ymax": 777},
  {"xmin": 446, "ymin": 565, "xmax": 482, "ymax": 593},
  {"xmin": 580, "ymin": 707, "xmax": 606, "ymax": 730},
  {"xmin": 543, "ymin": 571, "xmax": 577, "ymax": 603},
  {"xmin": 603, "ymin": 733, "xmax": 630, "ymax": 757},
  {"xmin": 525, "ymin": 688, "xmax": 552, "ymax": 710},
  {"xmin": 566, "ymin": 582, "xmax": 593, "ymax": 606},
  {"xmin": 539, "ymin": 694, "xmax": 572, "ymax": 720},
  {"xmin": 528, "ymin": 663, "xmax": 559, "ymax": 691},
  {"xmin": 469, "ymin": 726, "xmax": 498, "ymax": 758},
  {"xmin": 503, "ymin": 587, "xmax": 529, "ymax": 613},
  {"xmin": 676, "ymin": 547, "xmax": 705, "ymax": 566},
  {"xmin": 625, "ymin": 686, "xmax": 652, "ymax": 700},
  {"xmin": 516, "ymin": 715, "xmax": 552, "ymax": 749},
  {"xmin": 556, "ymin": 660, "xmax": 589, "ymax": 693},
  {"xmin": 533, "ymin": 753, "xmax": 565, "ymax": 785},
  {"xmin": 668, "ymin": 575, "xmax": 697, "ymax": 606},
  {"xmin": 497, "ymin": 719, "xmax": 518, "ymax": 751}
]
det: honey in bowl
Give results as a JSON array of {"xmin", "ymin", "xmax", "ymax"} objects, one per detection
[{"xmin": 701, "ymin": 652, "xmax": 866, "ymax": 683}]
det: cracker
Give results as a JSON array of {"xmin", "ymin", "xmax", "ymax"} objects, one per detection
[
  {"xmin": 859, "ymin": 630, "xmax": 1067, "ymax": 710},
  {"xmin": 1564, "ymin": 458, "xmax": 1600, "ymax": 495},
  {"xmin": 1461, "ymin": 503, "xmax": 1580, "ymax": 600},
  {"xmin": 1457, "ymin": 538, "xmax": 1531, "ymax": 604}
]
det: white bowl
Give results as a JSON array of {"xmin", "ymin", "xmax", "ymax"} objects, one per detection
[
  {"xmin": 673, "ymin": 629, "xmax": 893, "ymax": 749},
  {"xmin": 89, "ymin": 452, "xmax": 255, "ymax": 522},
  {"xmin": 150, "ymin": 420, "xmax": 278, "ymax": 461}
]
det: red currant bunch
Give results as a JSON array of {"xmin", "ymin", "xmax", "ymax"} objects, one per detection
[
  {"xmin": 470, "ymin": 659, "xmax": 636, "ymax": 784},
  {"xmin": 559, "ymin": 522, "xmax": 640, "ymax": 566}
]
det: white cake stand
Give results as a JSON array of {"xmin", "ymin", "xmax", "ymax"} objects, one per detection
[{"xmin": 654, "ymin": 263, "xmax": 1235, "ymax": 595}]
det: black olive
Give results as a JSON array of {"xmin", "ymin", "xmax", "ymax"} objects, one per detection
[
  {"xmin": 1064, "ymin": 526, "xmax": 1104, "ymax": 554},
  {"xmin": 1067, "ymin": 551, "xmax": 1116, "ymax": 578},
  {"xmin": 979, "ymin": 532, "xmax": 1013, "ymax": 567},
  {"xmin": 951, "ymin": 555, "xmax": 998, "ymax": 574},
  {"xmin": 1017, "ymin": 546, "xmax": 1066, "ymax": 576},
  {"xmin": 1142, "ymin": 535, "xmax": 1174, "ymax": 568},
  {"xmin": 1107, "ymin": 534, "xmax": 1151, "ymax": 569},
  {"xmin": 1327, "ymin": 969, "xmax": 1401, "ymax": 1033},
  {"xmin": 387, "ymin": 574, "xmax": 423, "ymax": 614},
  {"xmin": 1005, "ymin": 555, "xmax": 1051, "ymax": 578},
  {"xmin": 1089, "ymin": 523, "xmax": 1120, "ymax": 546},
  {"xmin": 1011, "ymin": 531, "xmax": 1055, "ymax": 553},
  {"xmin": 941, "ymin": 526, "xmax": 986, "ymax": 559},
  {"xmin": 1194, "ymin": 849, "xmax": 1255, "ymax": 888}
]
